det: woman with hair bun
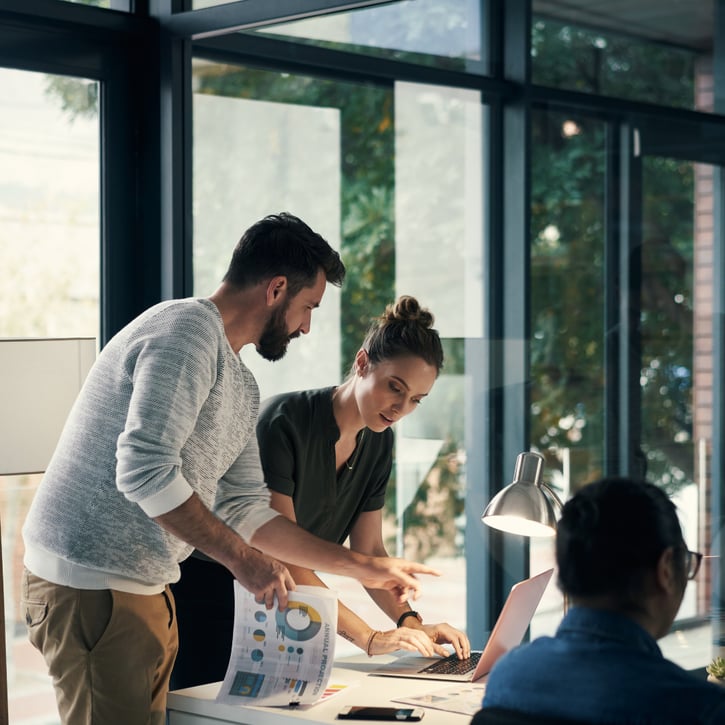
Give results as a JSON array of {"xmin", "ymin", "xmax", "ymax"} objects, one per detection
[
  {"xmin": 257, "ymin": 295, "xmax": 470, "ymax": 659},
  {"xmin": 170, "ymin": 297, "xmax": 469, "ymax": 689}
]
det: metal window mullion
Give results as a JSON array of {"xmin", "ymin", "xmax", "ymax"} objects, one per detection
[
  {"xmin": 617, "ymin": 124, "xmax": 643, "ymax": 475},
  {"xmin": 603, "ymin": 123, "xmax": 621, "ymax": 474},
  {"xmin": 485, "ymin": 0, "xmax": 531, "ymax": 630},
  {"xmin": 501, "ymin": 0, "xmax": 531, "ymax": 596},
  {"xmin": 151, "ymin": 0, "xmax": 193, "ymax": 299}
]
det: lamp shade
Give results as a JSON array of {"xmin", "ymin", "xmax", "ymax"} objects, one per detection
[
  {"xmin": 0, "ymin": 337, "xmax": 95, "ymax": 475},
  {"xmin": 481, "ymin": 451, "xmax": 561, "ymax": 537}
]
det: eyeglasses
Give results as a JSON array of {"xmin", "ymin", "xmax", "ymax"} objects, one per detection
[{"xmin": 684, "ymin": 549, "xmax": 703, "ymax": 580}]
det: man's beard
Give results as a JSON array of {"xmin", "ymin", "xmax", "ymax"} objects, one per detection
[{"xmin": 257, "ymin": 303, "xmax": 299, "ymax": 361}]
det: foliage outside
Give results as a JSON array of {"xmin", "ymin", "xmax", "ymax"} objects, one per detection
[{"xmin": 530, "ymin": 21, "xmax": 697, "ymax": 496}]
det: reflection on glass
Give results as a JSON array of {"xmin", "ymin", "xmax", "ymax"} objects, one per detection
[
  {"xmin": 528, "ymin": 110, "xmax": 607, "ymax": 635},
  {"xmin": 640, "ymin": 156, "xmax": 695, "ymax": 493},
  {"xmin": 530, "ymin": 110, "xmax": 606, "ymax": 495},
  {"xmin": 0, "ymin": 67, "xmax": 99, "ymax": 725},
  {"xmin": 532, "ymin": 10, "xmax": 706, "ymax": 111},
  {"xmin": 242, "ymin": 0, "xmax": 485, "ymax": 73},
  {"xmin": 640, "ymin": 156, "xmax": 710, "ymax": 637},
  {"xmin": 192, "ymin": 60, "xmax": 477, "ymax": 648}
]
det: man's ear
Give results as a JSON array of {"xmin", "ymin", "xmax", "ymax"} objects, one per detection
[
  {"xmin": 265, "ymin": 276, "xmax": 288, "ymax": 306},
  {"xmin": 655, "ymin": 546, "xmax": 679, "ymax": 594},
  {"xmin": 354, "ymin": 349, "xmax": 369, "ymax": 376}
]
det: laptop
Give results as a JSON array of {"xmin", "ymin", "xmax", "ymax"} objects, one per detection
[{"xmin": 369, "ymin": 567, "xmax": 554, "ymax": 682}]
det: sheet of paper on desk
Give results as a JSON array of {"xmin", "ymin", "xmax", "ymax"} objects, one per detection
[
  {"xmin": 215, "ymin": 583, "xmax": 338, "ymax": 707},
  {"xmin": 393, "ymin": 682, "xmax": 487, "ymax": 716}
]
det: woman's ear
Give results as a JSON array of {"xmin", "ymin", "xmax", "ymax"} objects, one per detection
[{"xmin": 354, "ymin": 349, "xmax": 369, "ymax": 376}]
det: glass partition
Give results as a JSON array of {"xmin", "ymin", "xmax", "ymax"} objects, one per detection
[{"xmin": 529, "ymin": 109, "xmax": 607, "ymax": 495}]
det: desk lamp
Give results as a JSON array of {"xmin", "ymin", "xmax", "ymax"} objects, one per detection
[
  {"xmin": 0, "ymin": 337, "xmax": 95, "ymax": 724},
  {"xmin": 481, "ymin": 451, "xmax": 563, "ymax": 537}
]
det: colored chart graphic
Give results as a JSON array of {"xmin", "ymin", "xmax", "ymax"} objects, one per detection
[
  {"xmin": 230, "ymin": 671, "xmax": 265, "ymax": 698},
  {"xmin": 275, "ymin": 601, "xmax": 322, "ymax": 641},
  {"xmin": 253, "ymin": 629, "xmax": 265, "ymax": 642}
]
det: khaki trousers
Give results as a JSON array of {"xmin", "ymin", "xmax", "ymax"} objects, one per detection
[{"xmin": 21, "ymin": 568, "xmax": 178, "ymax": 725}]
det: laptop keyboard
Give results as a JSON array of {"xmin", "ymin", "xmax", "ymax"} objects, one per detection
[{"xmin": 419, "ymin": 651, "xmax": 481, "ymax": 675}]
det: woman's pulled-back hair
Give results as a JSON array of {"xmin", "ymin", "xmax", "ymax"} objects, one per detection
[
  {"xmin": 556, "ymin": 477, "xmax": 684, "ymax": 607},
  {"xmin": 360, "ymin": 295, "xmax": 444, "ymax": 375},
  {"xmin": 223, "ymin": 212, "xmax": 345, "ymax": 296}
]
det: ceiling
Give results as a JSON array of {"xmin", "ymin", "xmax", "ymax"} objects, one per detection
[{"xmin": 533, "ymin": 0, "xmax": 715, "ymax": 51}]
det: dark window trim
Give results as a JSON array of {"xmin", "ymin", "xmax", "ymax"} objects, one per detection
[{"xmin": 0, "ymin": 3, "xmax": 162, "ymax": 344}]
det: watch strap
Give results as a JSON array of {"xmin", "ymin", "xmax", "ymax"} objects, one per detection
[{"xmin": 396, "ymin": 610, "xmax": 422, "ymax": 628}]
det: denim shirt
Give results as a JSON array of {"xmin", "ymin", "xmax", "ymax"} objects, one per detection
[{"xmin": 482, "ymin": 607, "xmax": 725, "ymax": 724}]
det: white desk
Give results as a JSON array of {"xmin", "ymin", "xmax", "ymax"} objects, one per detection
[{"xmin": 167, "ymin": 656, "xmax": 478, "ymax": 724}]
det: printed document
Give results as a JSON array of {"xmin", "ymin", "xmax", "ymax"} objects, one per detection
[
  {"xmin": 394, "ymin": 682, "xmax": 487, "ymax": 716},
  {"xmin": 215, "ymin": 582, "xmax": 338, "ymax": 707}
]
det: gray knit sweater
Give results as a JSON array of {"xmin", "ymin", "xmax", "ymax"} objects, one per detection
[{"xmin": 22, "ymin": 298, "xmax": 279, "ymax": 594}]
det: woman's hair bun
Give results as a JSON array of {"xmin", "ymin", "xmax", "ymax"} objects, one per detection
[
  {"xmin": 361, "ymin": 295, "xmax": 443, "ymax": 374},
  {"xmin": 385, "ymin": 295, "xmax": 434, "ymax": 329}
]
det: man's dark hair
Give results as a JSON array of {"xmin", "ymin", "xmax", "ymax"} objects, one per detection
[
  {"xmin": 557, "ymin": 477, "xmax": 684, "ymax": 607},
  {"xmin": 223, "ymin": 212, "xmax": 346, "ymax": 296}
]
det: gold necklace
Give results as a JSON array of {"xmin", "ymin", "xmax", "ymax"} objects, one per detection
[{"xmin": 345, "ymin": 429, "xmax": 366, "ymax": 470}]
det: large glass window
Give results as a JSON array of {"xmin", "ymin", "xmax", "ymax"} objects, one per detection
[
  {"xmin": 528, "ymin": 109, "xmax": 607, "ymax": 635},
  {"xmin": 532, "ymin": 1, "xmax": 714, "ymax": 113},
  {"xmin": 530, "ymin": 110, "xmax": 606, "ymax": 488},
  {"xmin": 0, "ymin": 66, "xmax": 99, "ymax": 725},
  {"xmin": 528, "ymin": 102, "xmax": 715, "ymax": 665},
  {"xmin": 192, "ymin": 59, "xmax": 483, "ymax": 653},
  {"xmin": 640, "ymin": 153, "xmax": 712, "ymax": 667},
  {"xmin": 640, "ymin": 155, "xmax": 696, "ymax": 494}
]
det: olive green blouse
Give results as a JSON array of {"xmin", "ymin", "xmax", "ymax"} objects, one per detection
[{"xmin": 256, "ymin": 386, "xmax": 393, "ymax": 545}]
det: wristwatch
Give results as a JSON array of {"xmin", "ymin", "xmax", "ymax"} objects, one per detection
[{"xmin": 396, "ymin": 610, "xmax": 422, "ymax": 628}]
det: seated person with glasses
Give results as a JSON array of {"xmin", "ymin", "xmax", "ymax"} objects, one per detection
[{"xmin": 477, "ymin": 476, "xmax": 725, "ymax": 725}]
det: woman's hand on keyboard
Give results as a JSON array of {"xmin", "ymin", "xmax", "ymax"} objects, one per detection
[
  {"xmin": 367, "ymin": 627, "xmax": 451, "ymax": 657},
  {"xmin": 367, "ymin": 622, "xmax": 471, "ymax": 659},
  {"xmin": 419, "ymin": 622, "xmax": 471, "ymax": 660}
]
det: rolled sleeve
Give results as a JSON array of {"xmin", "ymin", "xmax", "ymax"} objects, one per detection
[{"xmin": 135, "ymin": 475, "xmax": 194, "ymax": 518}]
